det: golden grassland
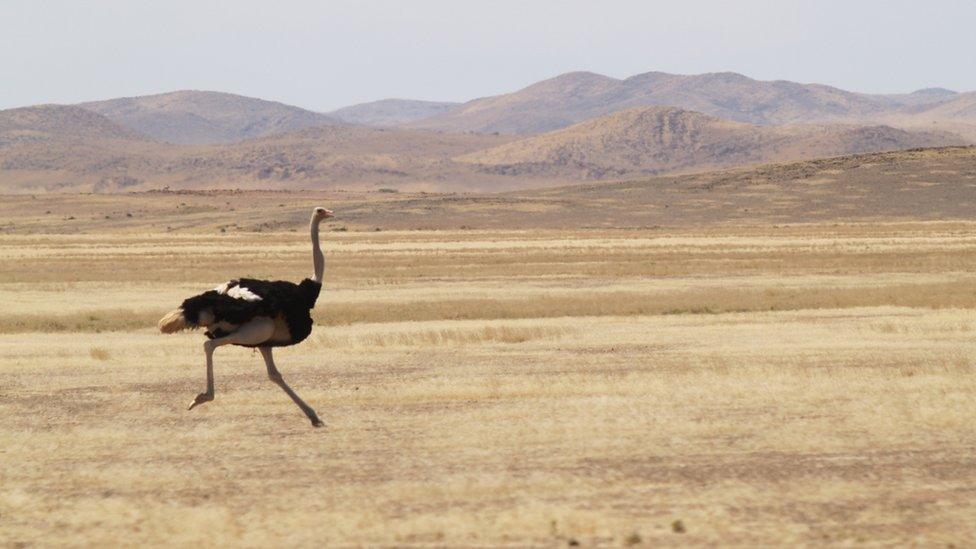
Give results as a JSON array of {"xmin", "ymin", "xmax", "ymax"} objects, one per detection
[{"xmin": 2, "ymin": 218, "xmax": 976, "ymax": 546}]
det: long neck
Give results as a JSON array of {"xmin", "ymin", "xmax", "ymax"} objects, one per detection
[{"xmin": 310, "ymin": 216, "xmax": 325, "ymax": 283}]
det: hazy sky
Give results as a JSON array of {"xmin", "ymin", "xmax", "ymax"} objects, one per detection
[{"xmin": 2, "ymin": 0, "xmax": 974, "ymax": 111}]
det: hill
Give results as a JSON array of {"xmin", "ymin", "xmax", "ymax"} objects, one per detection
[
  {"xmin": 0, "ymin": 104, "xmax": 143, "ymax": 145},
  {"xmin": 879, "ymin": 87, "xmax": 958, "ymax": 107},
  {"xmin": 0, "ymin": 118, "xmax": 528, "ymax": 193},
  {"xmin": 79, "ymin": 90, "xmax": 342, "ymax": 144},
  {"xmin": 872, "ymin": 91, "xmax": 976, "ymax": 141},
  {"xmin": 409, "ymin": 70, "xmax": 954, "ymax": 134},
  {"xmin": 3, "ymin": 147, "xmax": 975, "ymax": 233},
  {"xmin": 154, "ymin": 124, "xmax": 523, "ymax": 192},
  {"xmin": 916, "ymin": 91, "xmax": 976, "ymax": 119},
  {"xmin": 900, "ymin": 91, "xmax": 976, "ymax": 129},
  {"xmin": 0, "ymin": 102, "xmax": 967, "ymax": 194},
  {"xmin": 457, "ymin": 107, "xmax": 967, "ymax": 178},
  {"xmin": 354, "ymin": 146, "xmax": 976, "ymax": 229},
  {"xmin": 329, "ymin": 99, "xmax": 460, "ymax": 126}
]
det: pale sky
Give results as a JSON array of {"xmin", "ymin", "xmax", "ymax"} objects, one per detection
[{"xmin": 1, "ymin": 0, "xmax": 974, "ymax": 111}]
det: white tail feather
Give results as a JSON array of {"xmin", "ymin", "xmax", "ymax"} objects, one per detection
[{"xmin": 158, "ymin": 308, "xmax": 188, "ymax": 334}]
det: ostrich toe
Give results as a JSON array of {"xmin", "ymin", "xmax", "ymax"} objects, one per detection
[{"xmin": 187, "ymin": 392, "xmax": 214, "ymax": 410}]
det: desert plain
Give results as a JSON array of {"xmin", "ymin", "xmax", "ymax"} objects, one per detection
[{"xmin": 2, "ymin": 172, "xmax": 976, "ymax": 545}]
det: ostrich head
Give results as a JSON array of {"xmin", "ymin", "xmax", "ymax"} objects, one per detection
[{"xmin": 313, "ymin": 207, "xmax": 334, "ymax": 220}]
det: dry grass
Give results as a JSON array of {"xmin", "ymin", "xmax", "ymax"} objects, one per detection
[
  {"xmin": 88, "ymin": 346, "xmax": 110, "ymax": 361},
  {"xmin": 311, "ymin": 324, "xmax": 574, "ymax": 349},
  {"xmin": 2, "ymin": 216, "xmax": 976, "ymax": 546}
]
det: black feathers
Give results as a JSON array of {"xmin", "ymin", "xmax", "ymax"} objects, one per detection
[{"xmin": 180, "ymin": 278, "xmax": 323, "ymax": 347}]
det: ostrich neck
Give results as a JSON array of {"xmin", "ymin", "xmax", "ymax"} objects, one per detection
[{"xmin": 310, "ymin": 217, "xmax": 325, "ymax": 283}]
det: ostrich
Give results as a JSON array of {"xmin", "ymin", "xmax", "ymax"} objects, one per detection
[{"xmin": 157, "ymin": 207, "xmax": 333, "ymax": 427}]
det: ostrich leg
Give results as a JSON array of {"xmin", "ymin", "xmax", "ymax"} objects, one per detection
[
  {"xmin": 187, "ymin": 318, "xmax": 275, "ymax": 410},
  {"xmin": 259, "ymin": 346, "xmax": 323, "ymax": 427}
]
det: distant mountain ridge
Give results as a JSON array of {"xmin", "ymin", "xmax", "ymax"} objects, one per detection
[
  {"xmin": 64, "ymin": 71, "xmax": 972, "ymax": 143},
  {"xmin": 408, "ymin": 70, "xmax": 963, "ymax": 134},
  {"xmin": 329, "ymin": 99, "xmax": 460, "ymax": 127},
  {"xmin": 457, "ymin": 106, "xmax": 966, "ymax": 177},
  {"xmin": 1, "ymin": 71, "xmax": 972, "ymax": 194},
  {"xmin": 80, "ymin": 90, "xmax": 342, "ymax": 145},
  {"xmin": 1, "ymin": 101, "xmax": 965, "ymax": 194},
  {"xmin": 907, "ymin": 91, "xmax": 976, "ymax": 120},
  {"xmin": 879, "ymin": 87, "xmax": 959, "ymax": 107}
]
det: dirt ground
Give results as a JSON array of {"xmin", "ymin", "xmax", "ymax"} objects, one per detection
[
  {"xmin": 2, "ymin": 147, "xmax": 976, "ymax": 235},
  {"xmin": 1, "ymin": 210, "xmax": 975, "ymax": 545}
]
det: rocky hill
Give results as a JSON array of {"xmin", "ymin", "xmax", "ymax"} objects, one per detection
[
  {"xmin": 457, "ymin": 106, "xmax": 966, "ymax": 177},
  {"xmin": 409, "ymin": 71, "xmax": 956, "ymax": 134},
  {"xmin": 80, "ymin": 90, "xmax": 342, "ymax": 144},
  {"xmin": 0, "ymin": 100, "xmax": 967, "ymax": 194},
  {"xmin": 0, "ymin": 104, "xmax": 144, "ymax": 145}
]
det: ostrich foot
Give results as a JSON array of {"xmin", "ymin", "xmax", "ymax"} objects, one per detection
[
  {"xmin": 310, "ymin": 414, "xmax": 324, "ymax": 428},
  {"xmin": 187, "ymin": 392, "xmax": 214, "ymax": 410}
]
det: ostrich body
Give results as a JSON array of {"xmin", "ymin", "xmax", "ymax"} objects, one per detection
[{"xmin": 157, "ymin": 207, "xmax": 333, "ymax": 427}]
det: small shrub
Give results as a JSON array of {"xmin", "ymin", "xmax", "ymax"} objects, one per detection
[{"xmin": 90, "ymin": 347, "xmax": 110, "ymax": 361}]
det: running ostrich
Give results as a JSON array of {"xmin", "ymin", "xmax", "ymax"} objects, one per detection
[{"xmin": 157, "ymin": 207, "xmax": 333, "ymax": 427}]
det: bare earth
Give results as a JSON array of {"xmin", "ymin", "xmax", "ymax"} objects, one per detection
[
  {"xmin": 2, "ymin": 192, "xmax": 976, "ymax": 545},
  {"xmin": 2, "ymin": 147, "xmax": 975, "ymax": 235}
]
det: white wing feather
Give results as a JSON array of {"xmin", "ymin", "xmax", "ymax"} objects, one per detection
[{"xmin": 213, "ymin": 280, "xmax": 262, "ymax": 302}]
